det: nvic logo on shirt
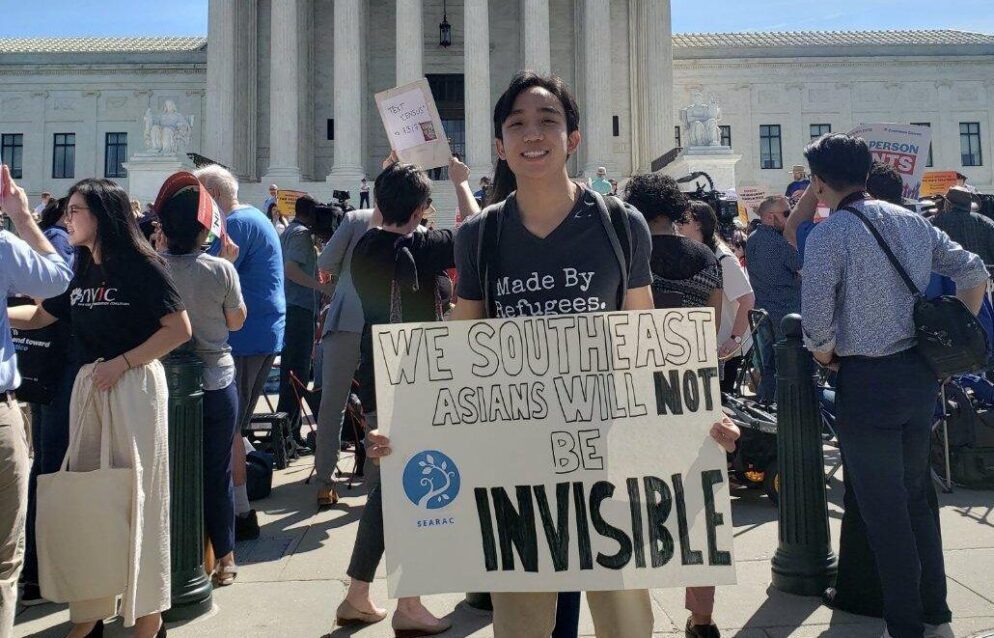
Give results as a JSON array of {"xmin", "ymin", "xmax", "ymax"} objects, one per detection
[{"xmin": 69, "ymin": 287, "xmax": 128, "ymax": 308}]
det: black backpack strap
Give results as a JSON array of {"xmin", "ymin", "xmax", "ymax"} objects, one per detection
[
  {"xmin": 591, "ymin": 191, "xmax": 632, "ymax": 310},
  {"xmin": 476, "ymin": 197, "xmax": 509, "ymax": 319},
  {"xmin": 841, "ymin": 206, "xmax": 921, "ymax": 297}
]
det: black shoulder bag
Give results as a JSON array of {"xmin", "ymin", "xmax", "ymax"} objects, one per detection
[{"xmin": 843, "ymin": 206, "xmax": 988, "ymax": 379}]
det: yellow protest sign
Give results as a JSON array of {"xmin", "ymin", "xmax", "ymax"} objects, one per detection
[
  {"xmin": 276, "ymin": 189, "xmax": 307, "ymax": 219},
  {"xmin": 920, "ymin": 171, "xmax": 959, "ymax": 198}
]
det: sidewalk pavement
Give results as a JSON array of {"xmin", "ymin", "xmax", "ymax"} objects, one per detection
[{"xmin": 14, "ymin": 447, "xmax": 994, "ymax": 638}]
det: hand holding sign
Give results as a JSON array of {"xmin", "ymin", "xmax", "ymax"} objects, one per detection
[
  {"xmin": 376, "ymin": 79, "xmax": 452, "ymax": 170},
  {"xmin": 375, "ymin": 310, "xmax": 738, "ymax": 598}
]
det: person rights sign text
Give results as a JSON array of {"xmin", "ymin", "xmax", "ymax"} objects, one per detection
[{"xmin": 373, "ymin": 310, "xmax": 736, "ymax": 597}]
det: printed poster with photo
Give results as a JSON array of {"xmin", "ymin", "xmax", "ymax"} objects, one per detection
[
  {"xmin": 374, "ymin": 310, "xmax": 737, "ymax": 597},
  {"xmin": 375, "ymin": 79, "xmax": 453, "ymax": 170}
]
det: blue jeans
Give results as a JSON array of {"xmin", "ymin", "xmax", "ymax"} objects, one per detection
[
  {"xmin": 21, "ymin": 363, "xmax": 77, "ymax": 586},
  {"xmin": 835, "ymin": 350, "xmax": 950, "ymax": 638},
  {"xmin": 204, "ymin": 382, "xmax": 239, "ymax": 557}
]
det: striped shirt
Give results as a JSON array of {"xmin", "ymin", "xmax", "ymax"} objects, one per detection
[{"xmin": 802, "ymin": 200, "xmax": 989, "ymax": 358}]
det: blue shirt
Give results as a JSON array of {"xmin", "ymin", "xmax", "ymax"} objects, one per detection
[
  {"xmin": 44, "ymin": 225, "xmax": 75, "ymax": 270},
  {"xmin": 745, "ymin": 224, "xmax": 801, "ymax": 330},
  {"xmin": 210, "ymin": 205, "xmax": 285, "ymax": 356},
  {"xmin": 786, "ymin": 179, "xmax": 810, "ymax": 198},
  {"xmin": 802, "ymin": 199, "xmax": 989, "ymax": 357},
  {"xmin": 1, "ymin": 230, "xmax": 73, "ymax": 391}
]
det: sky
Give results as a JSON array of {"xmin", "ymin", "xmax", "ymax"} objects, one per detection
[{"xmin": 3, "ymin": 0, "xmax": 994, "ymax": 38}]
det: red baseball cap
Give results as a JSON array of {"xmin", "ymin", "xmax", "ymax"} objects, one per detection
[{"xmin": 153, "ymin": 171, "xmax": 225, "ymax": 240}]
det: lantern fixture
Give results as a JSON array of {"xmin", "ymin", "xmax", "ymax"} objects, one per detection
[{"xmin": 439, "ymin": 0, "xmax": 452, "ymax": 48}]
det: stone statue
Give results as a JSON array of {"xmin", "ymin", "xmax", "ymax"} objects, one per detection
[
  {"xmin": 680, "ymin": 91, "xmax": 723, "ymax": 148},
  {"xmin": 143, "ymin": 100, "xmax": 194, "ymax": 155}
]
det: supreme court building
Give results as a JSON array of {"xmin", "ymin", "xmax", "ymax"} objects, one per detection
[{"xmin": 2, "ymin": 1, "xmax": 994, "ymax": 226}]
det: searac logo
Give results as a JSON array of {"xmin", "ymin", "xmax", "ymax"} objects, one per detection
[{"xmin": 403, "ymin": 450, "xmax": 460, "ymax": 510}]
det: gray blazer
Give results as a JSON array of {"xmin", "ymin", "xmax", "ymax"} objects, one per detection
[{"xmin": 318, "ymin": 209, "xmax": 373, "ymax": 334}]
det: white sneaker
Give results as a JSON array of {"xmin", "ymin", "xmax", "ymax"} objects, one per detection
[{"xmin": 924, "ymin": 623, "xmax": 954, "ymax": 638}]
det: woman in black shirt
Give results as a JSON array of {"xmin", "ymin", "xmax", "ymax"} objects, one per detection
[{"xmin": 10, "ymin": 178, "xmax": 191, "ymax": 638}]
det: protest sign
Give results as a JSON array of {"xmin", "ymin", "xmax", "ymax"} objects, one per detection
[
  {"xmin": 920, "ymin": 171, "xmax": 960, "ymax": 198},
  {"xmin": 374, "ymin": 310, "xmax": 736, "ymax": 598},
  {"xmin": 275, "ymin": 189, "xmax": 306, "ymax": 219},
  {"xmin": 848, "ymin": 123, "xmax": 932, "ymax": 200},
  {"xmin": 376, "ymin": 79, "xmax": 452, "ymax": 170},
  {"xmin": 737, "ymin": 185, "xmax": 771, "ymax": 222}
]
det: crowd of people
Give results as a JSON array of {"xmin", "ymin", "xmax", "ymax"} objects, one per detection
[{"xmin": 1, "ymin": 68, "xmax": 991, "ymax": 638}]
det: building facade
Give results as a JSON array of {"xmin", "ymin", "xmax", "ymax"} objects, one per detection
[{"xmin": 1, "ymin": 1, "xmax": 993, "ymax": 226}]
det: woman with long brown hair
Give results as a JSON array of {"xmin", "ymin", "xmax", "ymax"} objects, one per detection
[{"xmin": 10, "ymin": 178, "xmax": 191, "ymax": 638}]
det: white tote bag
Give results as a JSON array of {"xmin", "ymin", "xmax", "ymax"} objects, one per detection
[{"xmin": 37, "ymin": 383, "xmax": 133, "ymax": 603}]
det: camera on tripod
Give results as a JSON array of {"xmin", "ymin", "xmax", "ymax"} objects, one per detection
[{"xmin": 677, "ymin": 171, "xmax": 739, "ymax": 236}]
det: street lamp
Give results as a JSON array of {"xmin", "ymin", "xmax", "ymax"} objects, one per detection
[{"xmin": 439, "ymin": 0, "xmax": 452, "ymax": 48}]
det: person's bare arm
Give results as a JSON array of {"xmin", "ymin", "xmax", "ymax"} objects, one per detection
[
  {"xmin": 225, "ymin": 303, "xmax": 247, "ymax": 331},
  {"xmin": 451, "ymin": 298, "xmax": 486, "ymax": 321},
  {"xmin": 957, "ymin": 282, "xmax": 987, "ymax": 316},
  {"xmin": 1, "ymin": 165, "xmax": 57, "ymax": 256},
  {"xmin": 784, "ymin": 186, "xmax": 818, "ymax": 249},
  {"xmin": 623, "ymin": 285, "xmax": 655, "ymax": 311},
  {"xmin": 449, "ymin": 157, "xmax": 481, "ymax": 219},
  {"xmin": 7, "ymin": 304, "xmax": 57, "ymax": 331},
  {"xmin": 286, "ymin": 261, "xmax": 332, "ymax": 294},
  {"xmin": 92, "ymin": 310, "xmax": 193, "ymax": 391}
]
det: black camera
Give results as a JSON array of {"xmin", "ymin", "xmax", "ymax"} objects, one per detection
[
  {"xmin": 678, "ymin": 171, "xmax": 740, "ymax": 238},
  {"xmin": 332, "ymin": 190, "xmax": 351, "ymax": 203}
]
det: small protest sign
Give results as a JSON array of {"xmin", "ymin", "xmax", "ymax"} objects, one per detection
[
  {"xmin": 848, "ymin": 123, "xmax": 932, "ymax": 200},
  {"xmin": 920, "ymin": 171, "xmax": 960, "ymax": 198},
  {"xmin": 376, "ymin": 79, "xmax": 453, "ymax": 170},
  {"xmin": 276, "ymin": 189, "xmax": 307, "ymax": 219},
  {"xmin": 374, "ymin": 310, "xmax": 736, "ymax": 597},
  {"xmin": 737, "ymin": 185, "xmax": 771, "ymax": 221}
]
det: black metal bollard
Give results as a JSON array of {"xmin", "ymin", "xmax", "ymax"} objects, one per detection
[
  {"xmin": 770, "ymin": 315, "xmax": 838, "ymax": 596},
  {"xmin": 465, "ymin": 592, "xmax": 493, "ymax": 611},
  {"xmin": 162, "ymin": 351, "xmax": 213, "ymax": 621}
]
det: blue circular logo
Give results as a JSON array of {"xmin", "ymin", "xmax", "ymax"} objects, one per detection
[{"xmin": 403, "ymin": 450, "xmax": 460, "ymax": 510}]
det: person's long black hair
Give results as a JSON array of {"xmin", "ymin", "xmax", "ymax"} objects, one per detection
[
  {"xmin": 68, "ymin": 178, "xmax": 163, "ymax": 276},
  {"xmin": 487, "ymin": 71, "xmax": 581, "ymax": 206},
  {"xmin": 687, "ymin": 200, "xmax": 720, "ymax": 252},
  {"xmin": 39, "ymin": 196, "xmax": 68, "ymax": 232}
]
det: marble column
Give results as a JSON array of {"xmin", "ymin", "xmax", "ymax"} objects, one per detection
[
  {"xmin": 635, "ymin": 0, "xmax": 673, "ymax": 173},
  {"xmin": 265, "ymin": 0, "xmax": 301, "ymax": 181},
  {"xmin": 522, "ymin": 0, "xmax": 551, "ymax": 74},
  {"xmin": 205, "ymin": 0, "xmax": 235, "ymax": 169},
  {"xmin": 582, "ymin": 0, "xmax": 612, "ymax": 176},
  {"xmin": 465, "ymin": 0, "xmax": 493, "ymax": 178},
  {"xmin": 396, "ymin": 0, "xmax": 423, "ymax": 86},
  {"xmin": 328, "ymin": 0, "xmax": 365, "ymax": 185}
]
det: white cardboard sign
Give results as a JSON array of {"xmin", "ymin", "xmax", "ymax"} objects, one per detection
[
  {"xmin": 374, "ymin": 310, "xmax": 737, "ymax": 597},
  {"xmin": 375, "ymin": 79, "xmax": 452, "ymax": 170}
]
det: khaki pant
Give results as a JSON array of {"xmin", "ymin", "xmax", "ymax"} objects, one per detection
[
  {"xmin": 63, "ymin": 362, "xmax": 171, "ymax": 627},
  {"xmin": 492, "ymin": 590, "xmax": 653, "ymax": 638},
  {"xmin": 0, "ymin": 399, "xmax": 29, "ymax": 638},
  {"xmin": 314, "ymin": 331, "xmax": 362, "ymax": 486}
]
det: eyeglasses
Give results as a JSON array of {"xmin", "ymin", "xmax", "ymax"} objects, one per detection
[{"xmin": 67, "ymin": 205, "xmax": 90, "ymax": 219}]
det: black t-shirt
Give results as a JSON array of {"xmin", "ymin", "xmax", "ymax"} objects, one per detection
[
  {"xmin": 43, "ymin": 255, "xmax": 185, "ymax": 365},
  {"xmin": 455, "ymin": 188, "xmax": 653, "ymax": 317},
  {"xmin": 648, "ymin": 235, "xmax": 723, "ymax": 309},
  {"xmin": 352, "ymin": 227, "xmax": 455, "ymax": 411}
]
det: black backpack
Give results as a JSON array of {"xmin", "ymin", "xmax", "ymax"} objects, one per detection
[
  {"xmin": 844, "ymin": 205, "xmax": 988, "ymax": 379},
  {"xmin": 475, "ymin": 191, "xmax": 632, "ymax": 317}
]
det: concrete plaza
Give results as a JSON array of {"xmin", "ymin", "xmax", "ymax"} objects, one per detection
[{"xmin": 14, "ymin": 446, "xmax": 994, "ymax": 638}]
